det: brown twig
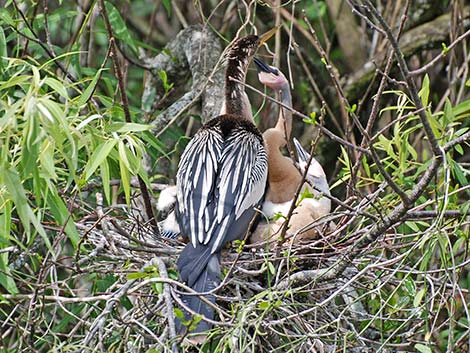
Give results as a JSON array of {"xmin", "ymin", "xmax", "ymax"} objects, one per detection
[{"xmin": 99, "ymin": 0, "xmax": 159, "ymax": 235}]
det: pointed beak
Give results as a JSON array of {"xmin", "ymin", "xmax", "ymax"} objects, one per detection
[
  {"xmin": 253, "ymin": 57, "xmax": 279, "ymax": 75},
  {"xmin": 258, "ymin": 27, "xmax": 278, "ymax": 47}
]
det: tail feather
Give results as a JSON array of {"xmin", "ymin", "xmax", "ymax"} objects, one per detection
[{"xmin": 177, "ymin": 245, "xmax": 221, "ymax": 334}]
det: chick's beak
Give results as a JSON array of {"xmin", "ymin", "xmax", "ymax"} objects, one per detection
[{"xmin": 253, "ymin": 57, "xmax": 279, "ymax": 75}]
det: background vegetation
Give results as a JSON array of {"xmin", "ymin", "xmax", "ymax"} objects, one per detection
[{"xmin": 0, "ymin": 0, "xmax": 469, "ymax": 352}]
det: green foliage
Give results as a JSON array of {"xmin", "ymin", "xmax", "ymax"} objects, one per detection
[
  {"xmin": 332, "ymin": 78, "xmax": 470, "ymax": 351},
  {"xmin": 302, "ymin": 111, "xmax": 317, "ymax": 125},
  {"xmin": 1, "ymin": 1, "xmax": 469, "ymax": 352},
  {"xmin": 0, "ymin": 56, "xmax": 153, "ymax": 291}
]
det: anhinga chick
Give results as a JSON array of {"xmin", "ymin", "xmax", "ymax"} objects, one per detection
[
  {"xmin": 251, "ymin": 58, "xmax": 331, "ymax": 244},
  {"xmin": 174, "ymin": 30, "xmax": 276, "ymax": 338}
]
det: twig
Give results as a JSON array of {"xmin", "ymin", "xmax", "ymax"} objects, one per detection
[
  {"xmin": 362, "ymin": 0, "xmax": 443, "ymax": 158},
  {"xmin": 99, "ymin": 0, "xmax": 159, "ymax": 235},
  {"xmin": 231, "ymin": 77, "xmax": 371, "ymax": 154},
  {"xmin": 12, "ymin": 0, "xmax": 77, "ymax": 83},
  {"xmin": 153, "ymin": 257, "xmax": 179, "ymax": 353},
  {"xmin": 276, "ymin": 105, "xmax": 325, "ymax": 249},
  {"xmin": 410, "ymin": 29, "xmax": 470, "ymax": 76}
]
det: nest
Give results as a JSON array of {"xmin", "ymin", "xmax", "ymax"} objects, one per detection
[{"xmin": 70, "ymin": 204, "xmax": 392, "ymax": 353}]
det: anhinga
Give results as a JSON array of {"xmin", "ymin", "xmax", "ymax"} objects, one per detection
[
  {"xmin": 156, "ymin": 185, "xmax": 179, "ymax": 239},
  {"xmin": 174, "ymin": 30, "xmax": 276, "ymax": 335},
  {"xmin": 251, "ymin": 58, "xmax": 331, "ymax": 243}
]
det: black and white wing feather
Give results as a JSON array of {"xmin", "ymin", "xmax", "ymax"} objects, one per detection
[
  {"xmin": 176, "ymin": 127, "xmax": 224, "ymax": 248},
  {"xmin": 176, "ymin": 121, "xmax": 267, "ymax": 254}
]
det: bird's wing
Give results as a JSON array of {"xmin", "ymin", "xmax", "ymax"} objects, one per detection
[
  {"xmin": 176, "ymin": 124, "xmax": 267, "ymax": 254},
  {"xmin": 211, "ymin": 127, "xmax": 267, "ymax": 251},
  {"xmin": 176, "ymin": 127, "xmax": 224, "ymax": 247}
]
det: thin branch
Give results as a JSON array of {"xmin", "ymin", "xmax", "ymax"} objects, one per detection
[
  {"xmin": 231, "ymin": 77, "xmax": 371, "ymax": 155},
  {"xmin": 99, "ymin": 0, "xmax": 159, "ymax": 235},
  {"xmin": 11, "ymin": 0, "xmax": 77, "ymax": 83},
  {"xmin": 362, "ymin": 0, "xmax": 443, "ymax": 158},
  {"xmin": 276, "ymin": 110, "xmax": 324, "ymax": 249},
  {"xmin": 409, "ymin": 27, "xmax": 470, "ymax": 76}
]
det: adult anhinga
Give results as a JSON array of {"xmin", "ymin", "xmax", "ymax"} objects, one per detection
[
  {"xmin": 251, "ymin": 58, "xmax": 331, "ymax": 243},
  {"xmin": 175, "ymin": 30, "xmax": 276, "ymax": 336}
]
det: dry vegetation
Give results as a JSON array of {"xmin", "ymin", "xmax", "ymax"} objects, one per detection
[{"xmin": 1, "ymin": 0, "xmax": 470, "ymax": 352}]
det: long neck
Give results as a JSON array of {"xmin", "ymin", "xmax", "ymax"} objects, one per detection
[
  {"xmin": 223, "ymin": 55, "xmax": 253, "ymax": 120},
  {"xmin": 264, "ymin": 129, "xmax": 302, "ymax": 202},
  {"xmin": 274, "ymin": 82, "xmax": 292, "ymax": 140}
]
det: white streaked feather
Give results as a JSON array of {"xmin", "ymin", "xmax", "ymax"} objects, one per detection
[
  {"xmin": 176, "ymin": 122, "xmax": 267, "ymax": 253},
  {"xmin": 204, "ymin": 207, "xmax": 211, "ymax": 232},
  {"xmin": 211, "ymin": 216, "xmax": 230, "ymax": 251}
]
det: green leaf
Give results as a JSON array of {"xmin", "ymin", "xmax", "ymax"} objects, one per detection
[
  {"xmin": 84, "ymin": 139, "xmax": 118, "ymax": 179},
  {"xmin": 162, "ymin": 0, "xmax": 172, "ymax": 16},
  {"xmin": 105, "ymin": 2, "xmax": 138, "ymax": 55},
  {"xmin": 152, "ymin": 282, "xmax": 164, "ymax": 294},
  {"xmin": 127, "ymin": 272, "xmax": 148, "ymax": 280},
  {"xmin": 302, "ymin": 111, "xmax": 317, "ymax": 125},
  {"xmin": 362, "ymin": 155, "xmax": 370, "ymax": 176},
  {"xmin": 174, "ymin": 308, "xmax": 185, "ymax": 320},
  {"xmin": 406, "ymin": 221, "xmax": 420, "ymax": 233},
  {"xmin": 44, "ymin": 77, "xmax": 69, "ymax": 99},
  {"xmin": 415, "ymin": 343, "xmax": 433, "ymax": 353},
  {"xmin": 0, "ymin": 74, "xmax": 30, "ymax": 90},
  {"xmin": 39, "ymin": 139, "xmax": 58, "ymax": 180},
  {"xmin": 118, "ymin": 140, "xmax": 132, "ymax": 171},
  {"xmin": 441, "ymin": 42, "xmax": 449, "ymax": 55},
  {"xmin": 47, "ymin": 188, "xmax": 80, "ymax": 248},
  {"xmin": 95, "ymin": 274, "xmax": 118, "ymax": 292},
  {"xmin": 346, "ymin": 103, "xmax": 357, "ymax": 114},
  {"xmin": 76, "ymin": 69, "xmax": 104, "ymax": 107},
  {"xmin": 0, "ymin": 200, "xmax": 12, "ymax": 242},
  {"xmin": 119, "ymin": 154, "xmax": 131, "ymax": 204},
  {"xmin": 298, "ymin": 186, "xmax": 314, "ymax": 204},
  {"xmin": 0, "ymin": 253, "xmax": 18, "ymax": 294},
  {"xmin": 258, "ymin": 301, "xmax": 270, "ymax": 310},
  {"xmin": 188, "ymin": 314, "xmax": 203, "ymax": 331},
  {"xmin": 451, "ymin": 160, "xmax": 468, "ymax": 186},
  {"xmin": 0, "ymin": 26, "xmax": 7, "ymax": 70},
  {"xmin": 0, "ymin": 9, "xmax": 15, "ymax": 26},
  {"xmin": 414, "ymin": 288, "xmax": 426, "ymax": 307},
  {"xmin": 267, "ymin": 261, "xmax": 275, "ymax": 276},
  {"xmin": 443, "ymin": 98, "xmax": 454, "ymax": 124},
  {"xmin": 454, "ymin": 144, "xmax": 464, "ymax": 155},
  {"xmin": 75, "ymin": 114, "xmax": 102, "ymax": 131},
  {"xmin": 0, "ymin": 167, "xmax": 51, "ymax": 250},
  {"xmin": 107, "ymin": 122, "xmax": 151, "ymax": 133},
  {"xmin": 404, "ymin": 277, "xmax": 416, "ymax": 295},
  {"xmin": 419, "ymin": 74, "xmax": 430, "ymax": 107},
  {"xmin": 158, "ymin": 70, "xmax": 174, "ymax": 94}
]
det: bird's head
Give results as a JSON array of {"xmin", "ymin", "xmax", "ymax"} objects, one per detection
[
  {"xmin": 254, "ymin": 57, "xmax": 288, "ymax": 90},
  {"xmin": 226, "ymin": 28, "xmax": 278, "ymax": 75},
  {"xmin": 228, "ymin": 35, "xmax": 261, "ymax": 61}
]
